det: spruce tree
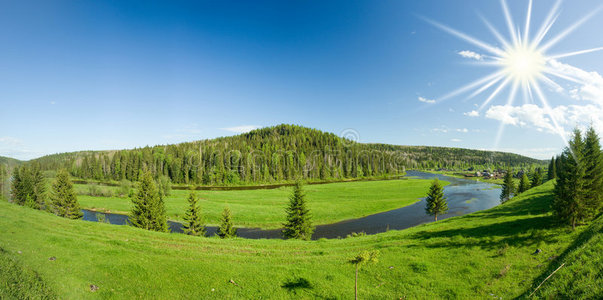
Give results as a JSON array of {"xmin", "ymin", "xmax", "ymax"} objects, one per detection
[
  {"xmin": 50, "ymin": 169, "xmax": 83, "ymax": 219},
  {"xmin": 531, "ymin": 168, "xmax": 543, "ymax": 188},
  {"xmin": 553, "ymin": 129, "xmax": 586, "ymax": 229},
  {"xmin": 129, "ymin": 171, "xmax": 168, "ymax": 232},
  {"xmin": 217, "ymin": 207, "xmax": 236, "ymax": 238},
  {"xmin": 582, "ymin": 126, "xmax": 603, "ymax": 218},
  {"xmin": 518, "ymin": 172, "xmax": 530, "ymax": 194},
  {"xmin": 282, "ymin": 181, "xmax": 314, "ymax": 240},
  {"xmin": 183, "ymin": 192, "xmax": 205, "ymax": 236},
  {"xmin": 548, "ymin": 157, "xmax": 557, "ymax": 180},
  {"xmin": 500, "ymin": 168, "xmax": 515, "ymax": 203},
  {"xmin": 10, "ymin": 166, "xmax": 27, "ymax": 205},
  {"xmin": 424, "ymin": 178, "xmax": 448, "ymax": 221}
]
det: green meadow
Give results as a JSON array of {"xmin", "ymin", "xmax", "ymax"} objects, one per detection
[
  {"xmin": 1, "ymin": 180, "xmax": 600, "ymax": 299},
  {"xmin": 75, "ymin": 178, "xmax": 439, "ymax": 229}
]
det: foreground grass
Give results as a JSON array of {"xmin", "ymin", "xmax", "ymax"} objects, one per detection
[
  {"xmin": 1, "ymin": 181, "xmax": 600, "ymax": 298},
  {"xmin": 76, "ymin": 178, "xmax": 438, "ymax": 228}
]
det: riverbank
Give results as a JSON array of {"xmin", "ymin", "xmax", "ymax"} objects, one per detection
[{"xmin": 77, "ymin": 177, "xmax": 442, "ymax": 229}]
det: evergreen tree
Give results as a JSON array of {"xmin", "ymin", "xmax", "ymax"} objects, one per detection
[
  {"xmin": 50, "ymin": 169, "xmax": 83, "ymax": 219},
  {"xmin": 531, "ymin": 168, "xmax": 543, "ymax": 188},
  {"xmin": 582, "ymin": 126, "xmax": 603, "ymax": 218},
  {"xmin": 10, "ymin": 164, "xmax": 46, "ymax": 209},
  {"xmin": 548, "ymin": 156, "xmax": 557, "ymax": 180},
  {"xmin": 217, "ymin": 207, "xmax": 236, "ymax": 238},
  {"xmin": 518, "ymin": 172, "xmax": 530, "ymax": 194},
  {"xmin": 424, "ymin": 178, "xmax": 448, "ymax": 221},
  {"xmin": 129, "ymin": 172, "xmax": 168, "ymax": 232},
  {"xmin": 282, "ymin": 181, "xmax": 314, "ymax": 240},
  {"xmin": 554, "ymin": 129, "xmax": 586, "ymax": 229},
  {"xmin": 182, "ymin": 192, "xmax": 205, "ymax": 236},
  {"xmin": 500, "ymin": 168, "xmax": 515, "ymax": 203}
]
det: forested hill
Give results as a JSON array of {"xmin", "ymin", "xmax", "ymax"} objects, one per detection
[
  {"xmin": 29, "ymin": 124, "xmax": 544, "ymax": 185},
  {"xmin": 0, "ymin": 156, "xmax": 21, "ymax": 166}
]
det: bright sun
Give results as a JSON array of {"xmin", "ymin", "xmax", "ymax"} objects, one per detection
[
  {"xmin": 502, "ymin": 46, "xmax": 545, "ymax": 81},
  {"xmin": 424, "ymin": 0, "xmax": 603, "ymax": 147}
]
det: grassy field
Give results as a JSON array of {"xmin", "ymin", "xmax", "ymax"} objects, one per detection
[
  {"xmin": 1, "ymin": 181, "xmax": 600, "ymax": 299},
  {"xmin": 75, "ymin": 178, "xmax": 439, "ymax": 229}
]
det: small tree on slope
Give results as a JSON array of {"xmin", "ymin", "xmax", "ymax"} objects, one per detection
[
  {"xmin": 217, "ymin": 207, "xmax": 237, "ymax": 238},
  {"xmin": 129, "ymin": 172, "xmax": 168, "ymax": 232},
  {"xmin": 348, "ymin": 250, "xmax": 379, "ymax": 300},
  {"xmin": 282, "ymin": 181, "xmax": 314, "ymax": 240},
  {"xmin": 425, "ymin": 178, "xmax": 448, "ymax": 221},
  {"xmin": 500, "ymin": 168, "xmax": 515, "ymax": 204},
  {"xmin": 51, "ymin": 169, "xmax": 83, "ymax": 219},
  {"xmin": 518, "ymin": 172, "xmax": 530, "ymax": 194},
  {"xmin": 182, "ymin": 192, "xmax": 206, "ymax": 236}
]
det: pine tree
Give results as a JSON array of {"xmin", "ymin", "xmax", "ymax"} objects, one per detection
[
  {"xmin": 50, "ymin": 169, "xmax": 83, "ymax": 219},
  {"xmin": 518, "ymin": 172, "xmax": 530, "ymax": 194},
  {"xmin": 554, "ymin": 129, "xmax": 586, "ymax": 229},
  {"xmin": 531, "ymin": 168, "xmax": 543, "ymax": 188},
  {"xmin": 217, "ymin": 207, "xmax": 236, "ymax": 238},
  {"xmin": 10, "ymin": 166, "xmax": 27, "ymax": 205},
  {"xmin": 129, "ymin": 171, "xmax": 168, "ymax": 232},
  {"xmin": 548, "ymin": 156, "xmax": 557, "ymax": 180},
  {"xmin": 582, "ymin": 126, "xmax": 603, "ymax": 218},
  {"xmin": 424, "ymin": 178, "xmax": 448, "ymax": 221},
  {"xmin": 282, "ymin": 181, "xmax": 314, "ymax": 240},
  {"xmin": 500, "ymin": 168, "xmax": 515, "ymax": 203},
  {"xmin": 182, "ymin": 192, "xmax": 205, "ymax": 236}
]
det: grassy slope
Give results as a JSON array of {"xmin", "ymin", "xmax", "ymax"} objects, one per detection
[
  {"xmin": 76, "ymin": 178, "xmax": 438, "ymax": 228},
  {"xmin": 0, "ymin": 181, "xmax": 600, "ymax": 299}
]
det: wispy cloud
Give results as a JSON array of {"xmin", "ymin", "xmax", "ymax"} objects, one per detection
[
  {"xmin": 221, "ymin": 125, "xmax": 260, "ymax": 134},
  {"xmin": 418, "ymin": 96, "xmax": 436, "ymax": 104},
  {"xmin": 458, "ymin": 50, "xmax": 483, "ymax": 60},
  {"xmin": 450, "ymin": 138, "xmax": 462, "ymax": 142},
  {"xmin": 464, "ymin": 110, "xmax": 479, "ymax": 117}
]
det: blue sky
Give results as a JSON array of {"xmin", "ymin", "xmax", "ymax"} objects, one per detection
[{"xmin": 1, "ymin": 0, "xmax": 603, "ymax": 160}]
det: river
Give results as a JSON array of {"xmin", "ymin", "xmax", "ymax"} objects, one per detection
[{"xmin": 82, "ymin": 170, "xmax": 501, "ymax": 239}]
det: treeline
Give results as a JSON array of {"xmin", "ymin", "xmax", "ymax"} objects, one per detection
[{"xmin": 29, "ymin": 124, "xmax": 544, "ymax": 185}]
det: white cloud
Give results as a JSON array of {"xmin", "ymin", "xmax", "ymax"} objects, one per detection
[
  {"xmin": 451, "ymin": 138, "xmax": 462, "ymax": 142},
  {"xmin": 418, "ymin": 96, "xmax": 436, "ymax": 104},
  {"xmin": 548, "ymin": 59, "xmax": 603, "ymax": 106},
  {"xmin": 485, "ymin": 104, "xmax": 603, "ymax": 136},
  {"xmin": 221, "ymin": 125, "xmax": 260, "ymax": 134},
  {"xmin": 456, "ymin": 128, "xmax": 469, "ymax": 133},
  {"xmin": 431, "ymin": 126, "xmax": 471, "ymax": 134},
  {"xmin": 464, "ymin": 110, "xmax": 479, "ymax": 117},
  {"xmin": 458, "ymin": 50, "xmax": 483, "ymax": 61}
]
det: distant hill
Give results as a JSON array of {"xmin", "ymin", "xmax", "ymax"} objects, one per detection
[
  {"xmin": 30, "ymin": 124, "xmax": 545, "ymax": 185},
  {"xmin": 0, "ymin": 156, "xmax": 21, "ymax": 166}
]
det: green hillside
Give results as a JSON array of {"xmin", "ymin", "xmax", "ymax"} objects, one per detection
[
  {"xmin": 1, "ymin": 181, "xmax": 600, "ymax": 299},
  {"xmin": 29, "ymin": 124, "xmax": 544, "ymax": 186}
]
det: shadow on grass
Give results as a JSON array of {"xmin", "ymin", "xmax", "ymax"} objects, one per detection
[
  {"xmin": 281, "ymin": 277, "xmax": 312, "ymax": 293},
  {"xmin": 408, "ymin": 190, "xmax": 559, "ymax": 250},
  {"xmin": 517, "ymin": 214, "xmax": 603, "ymax": 299}
]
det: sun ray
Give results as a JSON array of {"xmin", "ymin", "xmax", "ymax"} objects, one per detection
[
  {"xmin": 523, "ymin": 0, "xmax": 533, "ymax": 45},
  {"xmin": 548, "ymin": 47, "xmax": 603, "ymax": 60},
  {"xmin": 420, "ymin": 17, "xmax": 505, "ymax": 56},
  {"xmin": 478, "ymin": 76, "xmax": 512, "ymax": 111},
  {"xmin": 479, "ymin": 14, "xmax": 512, "ymax": 50},
  {"xmin": 437, "ymin": 70, "xmax": 506, "ymax": 102},
  {"xmin": 500, "ymin": 0, "xmax": 519, "ymax": 45},
  {"xmin": 538, "ymin": 5, "xmax": 603, "ymax": 53},
  {"xmin": 542, "ymin": 67, "xmax": 582, "ymax": 84},
  {"xmin": 531, "ymin": 0, "xmax": 562, "ymax": 48},
  {"xmin": 467, "ymin": 73, "xmax": 506, "ymax": 100},
  {"xmin": 530, "ymin": 79, "xmax": 568, "ymax": 146}
]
